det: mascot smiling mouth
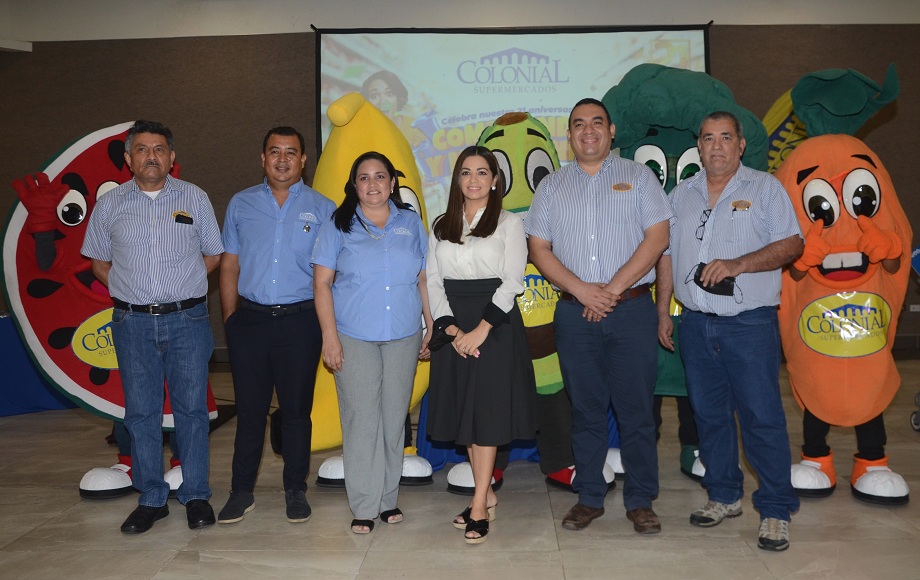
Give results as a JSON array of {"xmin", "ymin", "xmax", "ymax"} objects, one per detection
[{"xmin": 818, "ymin": 251, "xmax": 868, "ymax": 281}]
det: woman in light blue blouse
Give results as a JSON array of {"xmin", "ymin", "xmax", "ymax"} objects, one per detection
[{"xmin": 312, "ymin": 151, "xmax": 432, "ymax": 534}]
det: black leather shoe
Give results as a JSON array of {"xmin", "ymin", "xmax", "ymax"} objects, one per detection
[
  {"xmin": 185, "ymin": 499, "xmax": 216, "ymax": 530},
  {"xmin": 121, "ymin": 504, "xmax": 169, "ymax": 534}
]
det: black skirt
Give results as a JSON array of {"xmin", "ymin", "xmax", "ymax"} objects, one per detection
[{"xmin": 427, "ymin": 278, "xmax": 537, "ymax": 446}]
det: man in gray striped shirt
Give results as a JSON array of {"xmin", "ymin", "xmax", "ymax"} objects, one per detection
[
  {"xmin": 658, "ymin": 111, "xmax": 802, "ymax": 551},
  {"xmin": 526, "ymin": 98, "xmax": 672, "ymax": 534},
  {"xmin": 82, "ymin": 120, "xmax": 224, "ymax": 534}
]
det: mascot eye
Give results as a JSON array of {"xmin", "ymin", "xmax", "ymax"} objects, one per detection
[
  {"xmin": 56, "ymin": 189, "xmax": 87, "ymax": 226},
  {"xmin": 96, "ymin": 180, "xmax": 119, "ymax": 200},
  {"xmin": 398, "ymin": 186, "xmax": 422, "ymax": 215},
  {"xmin": 492, "ymin": 150, "xmax": 512, "ymax": 195},
  {"xmin": 841, "ymin": 168, "xmax": 880, "ymax": 219},
  {"xmin": 633, "ymin": 145, "xmax": 666, "ymax": 187},
  {"xmin": 525, "ymin": 148, "xmax": 554, "ymax": 193},
  {"xmin": 802, "ymin": 179, "xmax": 839, "ymax": 227},
  {"xmin": 676, "ymin": 147, "xmax": 701, "ymax": 184}
]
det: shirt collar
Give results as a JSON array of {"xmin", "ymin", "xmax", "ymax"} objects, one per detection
[
  {"xmin": 260, "ymin": 177, "xmax": 304, "ymax": 197},
  {"xmin": 125, "ymin": 174, "xmax": 175, "ymax": 197},
  {"xmin": 572, "ymin": 152, "xmax": 615, "ymax": 176},
  {"xmin": 464, "ymin": 206, "xmax": 486, "ymax": 230},
  {"xmin": 355, "ymin": 199, "xmax": 400, "ymax": 227}
]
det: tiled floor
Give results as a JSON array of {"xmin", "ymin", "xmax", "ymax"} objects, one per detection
[{"xmin": 1, "ymin": 362, "xmax": 919, "ymax": 579}]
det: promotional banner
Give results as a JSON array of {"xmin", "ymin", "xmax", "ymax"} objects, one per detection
[{"xmin": 319, "ymin": 27, "xmax": 707, "ymax": 222}]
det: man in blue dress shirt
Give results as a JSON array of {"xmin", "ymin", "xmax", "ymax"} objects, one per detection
[
  {"xmin": 526, "ymin": 98, "xmax": 672, "ymax": 534},
  {"xmin": 216, "ymin": 126, "xmax": 336, "ymax": 525},
  {"xmin": 82, "ymin": 120, "xmax": 224, "ymax": 534}
]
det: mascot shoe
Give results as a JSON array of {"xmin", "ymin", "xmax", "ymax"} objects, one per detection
[
  {"xmin": 164, "ymin": 464, "xmax": 183, "ymax": 497},
  {"xmin": 851, "ymin": 455, "xmax": 909, "ymax": 505},
  {"xmin": 79, "ymin": 455, "xmax": 134, "ymax": 499},
  {"xmin": 605, "ymin": 448, "xmax": 626, "ymax": 479},
  {"xmin": 680, "ymin": 445, "xmax": 706, "ymax": 483},
  {"xmin": 446, "ymin": 463, "xmax": 504, "ymax": 495},
  {"xmin": 400, "ymin": 447, "xmax": 433, "ymax": 486},
  {"xmin": 316, "ymin": 456, "xmax": 346, "ymax": 488},
  {"xmin": 791, "ymin": 452, "xmax": 837, "ymax": 497},
  {"xmin": 544, "ymin": 464, "xmax": 617, "ymax": 493}
]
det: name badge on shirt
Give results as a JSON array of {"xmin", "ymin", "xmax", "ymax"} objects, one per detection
[
  {"xmin": 173, "ymin": 210, "xmax": 193, "ymax": 225},
  {"xmin": 612, "ymin": 182, "xmax": 632, "ymax": 192},
  {"xmin": 732, "ymin": 200, "xmax": 752, "ymax": 211},
  {"xmin": 300, "ymin": 212, "xmax": 318, "ymax": 232}
]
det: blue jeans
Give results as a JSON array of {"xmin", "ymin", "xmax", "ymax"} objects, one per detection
[
  {"xmin": 679, "ymin": 307, "xmax": 799, "ymax": 520},
  {"xmin": 111, "ymin": 301, "xmax": 214, "ymax": 507},
  {"xmin": 554, "ymin": 294, "xmax": 659, "ymax": 510}
]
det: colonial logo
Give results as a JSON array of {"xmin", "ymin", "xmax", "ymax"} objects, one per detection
[
  {"xmin": 798, "ymin": 292, "xmax": 891, "ymax": 358},
  {"xmin": 518, "ymin": 264, "xmax": 559, "ymax": 326},
  {"xmin": 71, "ymin": 309, "xmax": 118, "ymax": 370},
  {"xmin": 457, "ymin": 48, "xmax": 569, "ymax": 90}
]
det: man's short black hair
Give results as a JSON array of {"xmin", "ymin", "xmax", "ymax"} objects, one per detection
[
  {"xmin": 568, "ymin": 98, "xmax": 612, "ymax": 128},
  {"xmin": 698, "ymin": 111, "xmax": 744, "ymax": 141},
  {"xmin": 125, "ymin": 120, "xmax": 174, "ymax": 152},
  {"xmin": 263, "ymin": 126, "xmax": 306, "ymax": 154}
]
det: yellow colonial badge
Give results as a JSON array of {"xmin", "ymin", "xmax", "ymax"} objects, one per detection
[
  {"xmin": 798, "ymin": 292, "xmax": 891, "ymax": 358},
  {"xmin": 71, "ymin": 308, "xmax": 119, "ymax": 369},
  {"xmin": 612, "ymin": 182, "xmax": 632, "ymax": 191}
]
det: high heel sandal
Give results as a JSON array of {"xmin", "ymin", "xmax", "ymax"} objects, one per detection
[
  {"xmin": 452, "ymin": 504, "xmax": 497, "ymax": 529},
  {"xmin": 464, "ymin": 518, "xmax": 490, "ymax": 544}
]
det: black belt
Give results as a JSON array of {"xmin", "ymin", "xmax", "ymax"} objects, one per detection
[
  {"xmin": 112, "ymin": 295, "xmax": 206, "ymax": 315},
  {"xmin": 240, "ymin": 297, "xmax": 314, "ymax": 316},
  {"xmin": 559, "ymin": 283, "xmax": 651, "ymax": 305}
]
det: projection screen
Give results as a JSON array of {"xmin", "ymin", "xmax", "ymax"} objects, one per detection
[{"xmin": 318, "ymin": 26, "xmax": 708, "ymax": 222}]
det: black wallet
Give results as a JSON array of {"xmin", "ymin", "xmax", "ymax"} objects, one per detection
[{"xmin": 694, "ymin": 263, "xmax": 735, "ymax": 296}]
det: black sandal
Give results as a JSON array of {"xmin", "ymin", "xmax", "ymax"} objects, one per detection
[
  {"xmin": 464, "ymin": 518, "xmax": 489, "ymax": 544},
  {"xmin": 380, "ymin": 508, "xmax": 403, "ymax": 524},
  {"xmin": 453, "ymin": 506, "xmax": 472, "ymax": 529},
  {"xmin": 350, "ymin": 519, "xmax": 375, "ymax": 534},
  {"xmin": 453, "ymin": 505, "xmax": 497, "ymax": 529}
]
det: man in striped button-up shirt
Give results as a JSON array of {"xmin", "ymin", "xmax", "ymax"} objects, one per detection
[
  {"xmin": 526, "ymin": 98, "xmax": 672, "ymax": 535},
  {"xmin": 659, "ymin": 111, "xmax": 802, "ymax": 551},
  {"xmin": 82, "ymin": 120, "xmax": 224, "ymax": 535}
]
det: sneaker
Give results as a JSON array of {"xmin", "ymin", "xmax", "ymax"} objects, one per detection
[
  {"xmin": 285, "ymin": 489, "xmax": 312, "ymax": 523},
  {"xmin": 217, "ymin": 491, "xmax": 254, "ymax": 524},
  {"xmin": 757, "ymin": 517, "xmax": 790, "ymax": 551},
  {"xmin": 689, "ymin": 500, "xmax": 742, "ymax": 527}
]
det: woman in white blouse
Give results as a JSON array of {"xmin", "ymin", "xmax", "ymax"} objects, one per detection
[{"xmin": 426, "ymin": 146, "xmax": 536, "ymax": 544}]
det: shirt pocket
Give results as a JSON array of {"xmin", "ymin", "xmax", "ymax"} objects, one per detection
[
  {"xmin": 161, "ymin": 217, "xmax": 199, "ymax": 258},
  {"xmin": 290, "ymin": 220, "xmax": 320, "ymax": 268}
]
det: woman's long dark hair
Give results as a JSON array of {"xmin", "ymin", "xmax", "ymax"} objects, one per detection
[
  {"xmin": 333, "ymin": 151, "xmax": 407, "ymax": 233},
  {"xmin": 432, "ymin": 146, "xmax": 505, "ymax": 243}
]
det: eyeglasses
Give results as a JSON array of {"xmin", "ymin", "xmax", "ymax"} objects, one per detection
[{"xmin": 695, "ymin": 209, "xmax": 711, "ymax": 241}]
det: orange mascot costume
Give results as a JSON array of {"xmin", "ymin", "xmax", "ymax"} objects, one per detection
[{"xmin": 773, "ymin": 66, "xmax": 910, "ymax": 504}]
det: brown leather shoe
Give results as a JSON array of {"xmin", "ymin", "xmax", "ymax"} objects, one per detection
[
  {"xmin": 626, "ymin": 507, "xmax": 661, "ymax": 534},
  {"xmin": 562, "ymin": 503, "xmax": 605, "ymax": 530}
]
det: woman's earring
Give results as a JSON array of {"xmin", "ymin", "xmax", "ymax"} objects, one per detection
[{"xmin": 491, "ymin": 186, "xmax": 496, "ymax": 191}]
